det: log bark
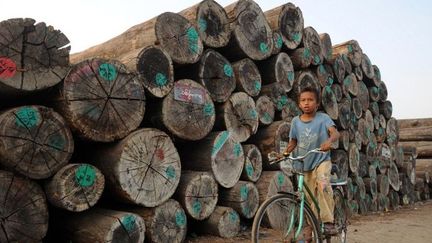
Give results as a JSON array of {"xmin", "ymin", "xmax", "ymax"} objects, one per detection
[
  {"xmin": 319, "ymin": 33, "xmax": 333, "ymax": 62},
  {"xmin": 177, "ymin": 49, "xmax": 236, "ymax": 103},
  {"xmin": 289, "ymin": 47, "xmax": 312, "ymax": 69},
  {"xmin": 302, "ymin": 26, "xmax": 323, "ymax": 65},
  {"xmin": 179, "ymin": 0, "xmax": 231, "ymax": 48},
  {"xmin": 399, "ymin": 126, "xmax": 432, "ymax": 141},
  {"xmin": 222, "ymin": 0, "xmax": 273, "ymax": 60},
  {"xmin": 0, "ymin": 170, "xmax": 49, "ymax": 242},
  {"xmin": 399, "ymin": 141, "xmax": 432, "ymax": 158},
  {"xmin": 241, "ymin": 144, "xmax": 262, "ymax": 182},
  {"xmin": 264, "ymin": 3, "xmax": 304, "ymax": 50},
  {"xmin": 149, "ymin": 79, "xmax": 215, "ymax": 141},
  {"xmin": 398, "ymin": 118, "xmax": 432, "ymax": 129},
  {"xmin": 332, "ymin": 40, "xmax": 363, "ymax": 67},
  {"xmin": 0, "ymin": 18, "xmax": 70, "ymax": 96},
  {"xmin": 58, "ymin": 208, "xmax": 146, "ymax": 243},
  {"xmin": 257, "ymin": 52, "xmax": 295, "ymax": 92},
  {"xmin": 124, "ymin": 199, "xmax": 187, "ymax": 243},
  {"xmin": 321, "ymin": 86, "xmax": 339, "ymax": 120},
  {"xmin": 0, "ymin": 105, "xmax": 74, "ymax": 179},
  {"xmin": 255, "ymin": 95, "xmax": 275, "ymax": 126},
  {"xmin": 215, "ymin": 92, "xmax": 259, "ymax": 142},
  {"xmin": 219, "ymin": 181, "xmax": 259, "ymax": 219},
  {"xmin": 330, "ymin": 150, "xmax": 349, "ymax": 181},
  {"xmin": 199, "ymin": 206, "xmax": 240, "ymax": 238},
  {"xmin": 44, "ymin": 163, "xmax": 105, "ymax": 212},
  {"xmin": 233, "ymin": 58, "xmax": 262, "ymax": 97},
  {"xmin": 56, "ymin": 58, "xmax": 145, "ymax": 142},
  {"xmin": 71, "ymin": 12, "xmax": 203, "ymax": 65},
  {"xmin": 415, "ymin": 159, "xmax": 432, "ymax": 175},
  {"xmin": 174, "ymin": 171, "xmax": 218, "ymax": 220},
  {"xmin": 92, "ymin": 128, "xmax": 181, "ymax": 207},
  {"xmin": 179, "ymin": 131, "xmax": 244, "ymax": 188}
]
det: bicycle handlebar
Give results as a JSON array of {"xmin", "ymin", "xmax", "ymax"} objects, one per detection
[{"xmin": 268, "ymin": 148, "xmax": 325, "ymax": 165}]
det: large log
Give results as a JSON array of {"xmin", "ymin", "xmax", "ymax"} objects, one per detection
[
  {"xmin": 219, "ymin": 180, "xmax": 259, "ymax": 219},
  {"xmin": 44, "ymin": 163, "xmax": 105, "ymax": 212},
  {"xmin": 332, "ymin": 40, "xmax": 363, "ymax": 67},
  {"xmin": 71, "ymin": 12, "xmax": 203, "ymax": 65},
  {"xmin": 0, "ymin": 170, "xmax": 49, "ymax": 242},
  {"xmin": 399, "ymin": 126, "xmax": 432, "ymax": 141},
  {"xmin": 342, "ymin": 73, "xmax": 358, "ymax": 97},
  {"xmin": 341, "ymin": 53, "xmax": 352, "ymax": 74},
  {"xmin": 280, "ymin": 96, "xmax": 302, "ymax": 121},
  {"xmin": 179, "ymin": 131, "xmax": 244, "ymax": 188},
  {"xmin": 348, "ymin": 143, "xmax": 360, "ymax": 175},
  {"xmin": 0, "ymin": 105, "xmax": 74, "ymax": 179},
  {"xmin": 58, "ymin": 208, "xmax": 146, "ymax": 243},
  {"xmin": 336, "ymin": 98, "xmax": 351, "ymax": 130},
  {"xmin": 291, "ymin": 70, "xmax": 320, "ymax": 100},
  {"xmin": 233, "ymin": 58, "xmax": 262, "ymax": 97},
  {"xmin": 176, "ymin": 49, "xmax": 236, "ymax": 103},
  {"xmin": 379, "ymin": 100, "xmax": 393, "ymax": 120},
  {"xmin": 330, "ymin": 150, "xmax": 349, "ymax": 181},
  {"xmin": 363, "ymin": 177, "xmax": 378, "ymax": 200},
  {"xmin": 179, "ymin": 0, "xmax": 231, "ymax": 48},
  {"xmin": 0, "ymin": 18, "xmax": 70, "ymax": 96},
  {"xmin": 357, "ymin": 81, "xmax": 370, "ymax": 112},
  {"xmin": 199, "ymin": 206, "xmax": 240, "ymax": 238},
  {"xmin": 289, "ymin": 47, "xmax": 312, "ymax": 69},
  {"xmin": 388, "ymin": 161, "xmax": 400, "ymax": 191},
  {"xmin": 378, "ymin": 80, "xmax": 388, "ymax": 102},
  {"xmin": 125, "ymin": 199, "xmax": 187, "ymax": 243},
  {"xmin": 399, "ymin": 141, "xmax": 432, "ymax": 158},
  {"xmin": 328, "ymin": 54, "xmax": 345, "ymax": 84},
  {"xmin": 320, "ymin": 33, "xmax": 333, "ymax": 62},
  {"xmin": 369, "ymin": 86, "xmax": 380, "ymax": 102},
  {"xmin": 315, "ymin": 64, "xmax": 334, "ymax": 88},
  {"xmin": 376, "ymin": 174, "xmax": 390, "ymax": 196},
  {"xmin": 271, "ymin": 30, "xmax": 284, "ymax": 55},
  {"xmin": 398, "ymin": 118, "xmax": 432, "ymax": 129},
  {"xmin": 148, "ymin": 79, "xmax": 215, "ymax": 141},
  {"xmin": 241, "ymin": 144, "xmax": 263, "ymax": 182},
  {"xmin": 321, "ymin": 86, "xmax": 338, "ymax": 120},
  {"xmin": 302, "ymin": 26, "xmax": 323, "ymax": 65},
  {"xmin": 257, "ymin": 52, "xmax": 295, "ymax": 93},
  {"xmin": 338, "ymin": 130, "xmax": 350, "ymax": 151},
  {"xmin": 222, "ymin": 0, "xmax": 273, "ymax": 60},
  {"xmin": 174, "ymin": 171, "xmax": 218, "ymax": 220},
  {"xmin": 255, "ymin": 95, "xmax": 275, "ymax": 126},
  {"xmin": 264, "ymin": 3, "xmax": 304, "ymax": 50},
  {"xmin": 215, "ymin": 92, "xmax": 259, "ymax": 142},
  {"xmin": 361, "ymin": 53, "xmax": 374, "ymax": 80},
  {"xmin": 55, "ymin": 58, "xmax": 145, "ymax": 142},
  {"xmin": 353, "ymin": 66, "xmax": 363, "ymax": 83},
  {"xmin": 92, "ymin": 128, "xmax": 181, "ymax": 207},
  {"xmin": 352, "ymin": 97, "xmax": 363, "ymax": 119},
  {"xmin": 415, "ymin": 159, "xmax": 432, "ymax": 175},
  {"xmin": 259, "ymin": 82, "xmax": 286, "ymax": 111}
]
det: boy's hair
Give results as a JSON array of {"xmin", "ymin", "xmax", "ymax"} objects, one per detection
[{"xmin": 298, "ymin": 87, "xmax": 320, "ymax": 103}]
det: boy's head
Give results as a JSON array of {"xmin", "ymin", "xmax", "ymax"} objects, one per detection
[{"xmin": 298, "ymin": 87, "xmax": 320, "ymax": 114}]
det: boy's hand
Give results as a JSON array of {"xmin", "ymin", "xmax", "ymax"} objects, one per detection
[{"xmin": 320, "ymin": 141, "xmax": 332, "ymax": 151}]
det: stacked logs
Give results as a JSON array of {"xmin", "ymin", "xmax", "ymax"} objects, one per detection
[{"xmin": 0, "ymin": 0, "xmax": 422, "ymax": 242}]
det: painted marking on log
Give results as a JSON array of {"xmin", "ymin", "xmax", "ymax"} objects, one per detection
[
  {"xmin": 192, "ymin": 200, "xmax": 202, "ymax": 215},
  {"xmin": 276, "ymin": 95, "xmax": 288, "ymax": 110},
  {"xmin": 187, "ymin": 27, "xmax": 199, "ymax": 54},
  {"xmin": 223, "ymin": 64, "xmax": 233, "ymax": 77},
  {"xmin": 327, "ymin": 77, "xmax": 334, "ymax": 86},
  {"xmin": 319, "ymin": 65, "xmax": 326, "ymax": 74},
  {"xmin": 203, "ymin": 102, "xmax": 215, "ymax": 116},
  {"xmin": 98, "ymin": 63, "xmax": 117, "ymax": 81},
  {"xmin": 262, "ymin": 112, "xmax": 272, "ymax": 123},
  {"xmin": 198, "ymin": 18, "xmax": 207, "ymax": 32},
  {"xmin": 303, "ymin": 48, "xmax": 311, "ymax": 59},
  {"xmin": 165, "ymin": 165, "xmax": 176, "ymax": 179},
  {"xmin": 249, "ymin": 109, "xmax": 257, "ymax": 119},
  {"xmin": 314, "ymin": 55, "xmax": 321, "ymax": 64},
  {"xmin": 174, "ymin": 83, "xmax": 205, "ymax": 105},
  {"xmin": 259, "ymin": 42, "xmax": 269, "ymax": 53},
  {"xmin": 344, "ymin": 76, "xmax": 352, "ymax": 86},
  {"xmin": 325, "ymin": 86, "xmax": 332, "ymax": 93},
  {"xmin": 292, "ymin": 32, "xmax": 301, "ymax": 42},
  {"xmin": 229, "ymin": 210, "xmax": 238, "ymax": 222},
  {"xmin": 287, "ymin": 71, "xmax": 294, "ymax": 82},
  {"xmin": 0, "ymin": 57, "xmax": 17, "ymax": 79},
  {"xmin": 234, "ymin": 143, "xmax": 242, "ymax": 157},
  {"xmin": 121, "ymin": 215, "xmax": 136, "ymax": 232},
  {"xmin": 212, "ymin": 131, "xmax": 230, "ymax": 158},
  {"xmin": 75, "ymin": 165, "xmax": 96, "ymax": 187},
  {"xmin": 155, "ymin": 72, "xmax": 168, "ymax": 87},
  {"xmin": 15, "ymin": 107, "xmax": 40, "ymax": 128},
  {"xmin": 277, "ymin": 172, "xmax": 285, "ymax": 186},
  {"xmin": 246, "ymin": 162, "xmax": 254, "ymax": 177},
  {"xmin": 48, "ymin": 133, "xmax": 65, "ymax": 150},
  {"xmin": 175, "ymin": 210, "xmax": 186, "ymax": 227},
  {"xmin": 242, "ymin": 206, "xmax": 250, "ymax": 216},
  {"xmin": 156, "ymin": 148, "xmax": 165, "ymax": 160},
  {"xmin": 254, "ymin": 80, "xmax": 261, "ymax": 92},
  {"xmin": 240, "ymin": 184, "xmax": 249, "ymax": 200},
  {"xmin": 276, "ymin": 35, "xmax": 283, "ymax": 49},
  {"xmin": 347, "ymin": 45, "xmax": 353, "ymax": 53}
]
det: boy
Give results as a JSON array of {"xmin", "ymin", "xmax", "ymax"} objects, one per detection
[{"xmin": 282, "ymin": 86, "xmax": 340, "ymax": 235}]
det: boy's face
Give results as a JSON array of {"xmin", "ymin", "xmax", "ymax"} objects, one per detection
[{"xmin": 299, "ymin": 91, "xmax": 318, "ymax": 114}]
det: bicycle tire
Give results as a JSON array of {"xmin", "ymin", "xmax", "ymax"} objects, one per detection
[
  {"xmin": 252, "ymin": 193, "xmax": 322, "ymax": 243},
  {"xmin": 330, "ymin": 188, "xmax": 348, "ymax": 243}
]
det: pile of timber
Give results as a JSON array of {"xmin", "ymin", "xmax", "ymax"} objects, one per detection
[{"xmin": 0, "ymin": 0, "xmax": 424, "ymax": 242}]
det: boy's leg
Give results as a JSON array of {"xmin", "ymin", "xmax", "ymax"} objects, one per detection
[
  {"xmin": 303, "ymin": 170, "xmax": 318, "ymax": 216},
  {"xmin": 315, "ymin": 160, "xmax": 335, "ymax": 223}
]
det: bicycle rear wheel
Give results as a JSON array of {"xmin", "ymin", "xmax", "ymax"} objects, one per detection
[
  {"xmin": 252, "ymin": 193, "xmax": 322, "ymax": 243},
  {"xmin": 330, "ymin": 188, "xmax": 347, "ymax": 243}
]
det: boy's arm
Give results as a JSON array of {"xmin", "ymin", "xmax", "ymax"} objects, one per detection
[
  {"xmin": 282, "ymin": 139, "xmax": 297, "ymax": 156},
  {"xmin": 320, "ymin": 126, "xmax": 340, "ymax": 151}
]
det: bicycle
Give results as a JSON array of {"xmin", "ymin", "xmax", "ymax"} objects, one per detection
[{"xmin": 251, "ymin": 148, "xmax": 348, "ymax": 243}]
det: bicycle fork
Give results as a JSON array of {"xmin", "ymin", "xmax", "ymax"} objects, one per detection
[{"xmin": 284, "ymin": 174, "xmax": 306, "ymax": 241}]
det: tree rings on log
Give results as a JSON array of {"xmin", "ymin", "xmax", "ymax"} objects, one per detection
[
  {"xmin": 348, "ymin": 143, "xmax": 360, "ymax": 175},
  {"xmin": 302, "ymin": 26, "xmax": 323, "ymax": 65},
  {"xmin": 92, "ymin": 128, "xmax": 181, "ymax": 207},
  {"xmin": 44, "ymin": 163, "xmax": 105, "ymax": 212},
  {"xmin": 290, "ymin": 47, "xmax": 312, "ymax": 69},
  {"xmin": 257, "ymin": 52, "xmax": 295, "ymax": 92},
  {"xmin": 330, "ymin": 150, "xmax": 349, "ymax": 181},
  {"xmin": 329, "ymin": 54, "xmax": 345, "ymax": 84},
  {"xmin": 358, "ymin": 81, "xmax": 370, "ymax": 112},
  {"xmin": 361, "ymin": 53, "xmax": 374, "ymax": 80},
  {"xmin": 379, "ymin": 100, "xmax": 393, "ymax": 120},
  {"xmin": 388, "ymin": 161, "xmax": 400, "ymax": 191},
  {"xmin": 331, "ymin": 83, "xmax": 343, "ymax": 102},
  {"xmin": 57, "ymin": 58, "xmax": 145, "ymax": 142},
  {"xmin": 0, "ymin": 105, "xmax": 74, "ymax": 179},
  {"xmin": 386, "ymin": 117, "xmax": 399, "ymax": 146},
  {"xmin": 0, "ymin": 170, "xmax": 49, "ymax": 242},
  {"xmin": 241, "ymin": 144, "xmax": 262, "ymax": 182},
  {"xmin": 271, "ymin": 30, "xmax": 284, "ymax": 54},
  {"xmin": 219, "ymin": 181, "xmax": 259, "ymax": 219},
  {"xmin": 378, "ymin": 80, "xmax": 388, "ymax": 102},
  {"xmin": 319, "ymin": 33, "xmax": 333, "ymax": 62},
  {"xmin": 199, "ymin": 206, "xmax": 240, "ymax": 238},
  {"xmin": 292, "ymin": 71, "xmax": 320, "ymax": 100},
  {"xmin": 232, "ymin": 58, "xmax": 262, "ymax": 97},
  {"xmin": 255, "ymin": 95, "xmax": 275, "ymax": 126},
  {"xmin": 336, "ymin": 98, "xmax": 351, "ymax": 130},
  {"xmin": 0, "ymin": 18, "xmax": 70, "ymax": 96},
  {"xmin": 321, "ymin": 86, "xmax": 339, "ymax": 120},
  {"xmin": 333, "ymin": 40, "xmax": 363, "ymax": 67},
  {"xmin": 342, "ymin": 73, "xmax": 358, "ymax": 97},
  {"xmin": 315, "ymin": 64, "xmax": 335, "ymax": 87}
]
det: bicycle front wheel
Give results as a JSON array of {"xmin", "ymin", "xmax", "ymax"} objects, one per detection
[
  {"xmin": 330, "ymin": 188, "xmax": 347, "ymax": 243},
  {"xmin": 252, "ymin": 193, "xmax": 322, "ymax": 243}
]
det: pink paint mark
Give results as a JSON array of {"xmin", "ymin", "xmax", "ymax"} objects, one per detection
[
  {"xmin": 156, "ymin": 148, "xmax": 165, "ymax": 160},
  {"xmin": 0, "ymin": 57, "xmax": 17, "ymax": 79}
]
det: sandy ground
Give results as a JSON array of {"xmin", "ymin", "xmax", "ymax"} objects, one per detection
[{"xmin": 186, "ymin": 200, "xmax": 432, "ymax": 243}]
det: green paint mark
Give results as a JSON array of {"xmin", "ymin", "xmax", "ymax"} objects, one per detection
[
  {"xmin": 254, "ymin": 80, "xmax": 261, "ymax": 91},
  {"xmin": 15, "ymin": 107, "xmax": 40, "ymax": 128},
  {"xmin": 223, "ymin": 64, "xmax": 233, "ymax": 77},
  {"xmin": 98, "ymin": 63, "xmax": 117, "ymax": 81},
  {"xmin": 314, "ymin": 55, "xmax": 321, "ymax": 64},
  {"xmin": 249, "ymin": 109, "xmax": 257, "ymax": 119},
  {"xmin": 240, "ymin": 184, "xmax": 249, "ymax": 200},
  {"xmin": 234, "ymin": 143, "xmax": 242, "ymax": 157},
  {"xmin": 192, "ymin": 200, "xmax": 202, "ymax": 215},
  {"xmin": 292, "ymin": 32, "xmax": 301, "ymax": 42},
  {"xmin": 277, "ymin": 95, "xmax": 288, "ymax": 110},
  {"xmin": 347, "ymin": 45, "xmax": 353, "ymax": 53},
  {"xmin": 229, "ymin": 211, "xmax": 238, "ymax": 222},
  {"xmin": 242, "ymin": 206, "xmax": 250, "ymax": 216},
  {"xmin": 175, "ymin": 211, "xmax": 186, "ymax": 227},
  {"xmin": 121, "ymin": 215, "xmax": 136, "ymax": 232},
  {"xmin": 155, "ymin": 72, "xmax": 168, "ymax": 87},
  {"xmin": 259, "ymin": 42, "xmax": 269, "ymax": 53},
  {"xmin": 319, "ymin": 65, "xmax": 326, "ymax": 74},
  {"xmin": 165, "ymin": 165, "xmax": 176, "ymax": 179},
  {"xmin": 263, "ymin": 112, "xmax": 272, "ymax": 123},
  {"xmin": 198, "ymin": 18, "xmax": 207, "ymax": 32},
  {"xmin": 203, "ymin": 103, "xmax": 215, "ymax": 117},
  {"xmin": 303, "ymin": 48, "xmax": 311, "ymax": 59},
  {"xmin": 75, "ymin": 165, "xmax": 96, "ymax": 187},
  {"xmin": 327, "ymin": 77, "xmax": 334, "ymax": 86},
  {"xmin": 246, "ymin": 163, "xmax": 254, "ymax": 177},
  {"xmin": 325, "ymin": 86, "xmax": 332, "ymax": 93},
  {"xmin": 48, "ymin": 134, "xmax": 65, "ymax": 150},
  {"xmin": 187, "ymin": 27, "xmax": 199, "ymax": 54},
  {"xmin": 212, "ymin": 131, "xmax": 230, "ymax": 157},
  {"xmin": 344, "ymin": 76, "xmax": 352, "ymax": 86},
  {"xmin": 287, "ymin": 71, "xmax": 294, "ymax": 82},
  {"xmin": 276, "ymin": 35, "xmax": 283, "ymax": 48},
  {"xmin": 277, "ymin": 172, "xmax": 285, "ymax": 186}
]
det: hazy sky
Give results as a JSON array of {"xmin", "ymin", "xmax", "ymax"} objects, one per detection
[{"xmin": 3, "ymin": 0, "xmax": 431, "ymax": 119}]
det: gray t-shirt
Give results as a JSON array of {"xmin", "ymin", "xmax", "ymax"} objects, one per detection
[{"xmin": 289, "ymin": 112, "xmax": 335, "ymax": 171}]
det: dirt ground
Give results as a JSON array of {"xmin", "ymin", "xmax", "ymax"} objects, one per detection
[{"xmin": 186, "ymin": 200, "xmax": 432, "ymax": 243}]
